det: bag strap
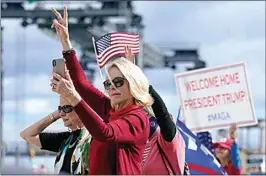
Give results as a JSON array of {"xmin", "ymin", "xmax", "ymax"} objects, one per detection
[{"xmin": 157, "ymin": 141, "xmax": 174, "ymax": 175}]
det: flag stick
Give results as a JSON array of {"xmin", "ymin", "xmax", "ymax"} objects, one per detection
[
  {"xmin": 92, "ymin": 37, "xmax": 104, "ymax": 82},
  {"xmin": 177, "ymin": 105, "xmax": 181, "ymax": 120}
]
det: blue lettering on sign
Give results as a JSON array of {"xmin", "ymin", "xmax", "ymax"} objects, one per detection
[{"xmin": 208, "ymin": 112, "xmax": 231, "ymax": 121}]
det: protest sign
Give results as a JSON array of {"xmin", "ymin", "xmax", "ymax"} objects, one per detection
[{"xmin": 175, "ymin": 62, "xmax": 257, "ymax": 132}]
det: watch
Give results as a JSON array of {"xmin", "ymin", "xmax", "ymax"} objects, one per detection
[{"xmin": 50, "ymin": 114, "xmax": 57, "ymax": 122}]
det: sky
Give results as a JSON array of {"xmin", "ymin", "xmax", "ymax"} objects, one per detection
[{"xmin": 1, "ymin": 1, "xmax": 265, "ymax": 150}]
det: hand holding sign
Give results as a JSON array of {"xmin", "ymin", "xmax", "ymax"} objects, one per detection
[{"xmin": 229, "ymin": 124, "xmax": 237, "ymax": 141}]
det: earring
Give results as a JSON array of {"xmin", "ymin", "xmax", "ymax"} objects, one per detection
[{"xmin": 68, "ymin": 128, "xmax": 72, "ymax": 132}]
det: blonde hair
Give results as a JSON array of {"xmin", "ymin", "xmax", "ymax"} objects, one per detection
[{"xmin": 105, "ymin": 57, "xmax": 154, "ymax": 116}]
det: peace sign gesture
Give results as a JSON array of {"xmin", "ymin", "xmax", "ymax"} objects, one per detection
[
  {"xmin": 51, "ymin": 6, "xmax": 72, "ymax": 51},
  {"xmin": 51, "ymin": 6, "xmax": 68, "ymax": 28}
]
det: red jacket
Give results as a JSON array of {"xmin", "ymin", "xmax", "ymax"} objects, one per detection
[{"xmin": 63, "ymin": 51, "xmax": 149, "ymax": 175}]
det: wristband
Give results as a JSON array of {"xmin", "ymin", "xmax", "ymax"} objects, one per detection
[{"xmin": 62, "ymin": 48, "xmax": 75, "ymax": 55}]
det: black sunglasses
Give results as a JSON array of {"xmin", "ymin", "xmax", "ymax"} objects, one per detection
[
  {"xmin": 58, "ymin": 105, "xmax": 74, "ymax": 113},
  {"xmin": 103, "ymin": 77, "xmax": 125, "ymax": 90}
]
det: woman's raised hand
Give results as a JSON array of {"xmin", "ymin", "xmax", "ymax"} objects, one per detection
[
  {"xmin": 229, "ymin": 124, "xmax": 237, "ymax": 141},
  {"xmin": 51, "ymin": 6, "xmax": 72, "ymax": 51},
  {"xmin": 51, "ymin": 70, "xmax": 81, "ymax": 106},
  {"xmin": 51, "ymin": 6, "xmax": 68, "ymax": 28},
  {"xmin": 125, "ymin": 45, "xmax": 135, "ymax": 63}
]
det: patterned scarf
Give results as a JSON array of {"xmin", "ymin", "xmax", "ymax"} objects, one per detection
[{"xmin": 54, "ymin": 129, "xmax": 92, "ymax": 175}]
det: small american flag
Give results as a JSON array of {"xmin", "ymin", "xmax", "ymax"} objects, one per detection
[{"xmin": 94, "ymin": 32, "xmax": 140, "ymax": 68}]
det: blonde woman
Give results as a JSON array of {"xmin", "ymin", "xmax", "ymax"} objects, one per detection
[
  {"xmin": 20, "ymin": 96, "xmax": 91, "ymax": 175},
  {"xmin": 50, "ymin": 6, "xmax": 153, "ymax": 175}
]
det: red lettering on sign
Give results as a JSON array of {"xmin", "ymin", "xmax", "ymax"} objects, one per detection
[
  {"xmin": 184, "ymin": 76, "xmax": 220, "ymax": 92},
  {"xmin": 220, "ymin": 72, "xmax": 240, "ymax": 86},
  {"xmin": 184, "ymin": 72, "xmax": 240, "ymax": 92},
  {"xmin": 184, "ymin": 90, "xmax": 247, "ymax": 110},
  {"xmin": 222, "ymin": 91, "xmax": 246, "ymax": 104}
]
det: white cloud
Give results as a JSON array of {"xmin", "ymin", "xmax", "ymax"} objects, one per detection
[
  {"xmin": 2, "ymin": 19, "xmax": 70, "ymax": 77},
  {"xmin": 144, "ymin": 68, "xmax": 177, "ymax": 92},
  {"xmin": 24, "ymin": 99, "xmax": 54, "ymax": 115},
  {"xmin": 134, "ymin": 1, "xmax": 265, "ymax": 44},
  {"xmin": 3, "ymin": 115, "xmax": 67, "ymax": 143},
  {"xmin": 3, "ymin": 98, "xmax": 56, "ymax": 115},
  {"xmin": 191, "ymin": 1, "xmax": 265, "ymax": 37},
  {"xmin": 3, "ymin": 73, "xmax": 57, "ymax": 100}
]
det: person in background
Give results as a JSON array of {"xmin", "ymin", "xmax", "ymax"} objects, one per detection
[
  {"xmin": 125, "ymin": 46, "xmax": 186, "ymax": 175},
  {"xmin": 1, "ymin": 141, "xmax": 7, "ymax": 163},
  {"xmin": 39, "ymin": 164, "xmax": 48, "ymax": 174},
  {"xmin": 28, "ymin": 148, "xmax": 38, "ymax": 173},
  {"xmin": 20, "ymin": 96, "xmax": 91, "ymax": 175},
  {"xmin": 50, "ymin": 6, "xmax": 154, "ymax": 175},
  {"xmin": 212, "ymin": 124, "xmax": 242, "ymax": 175}
]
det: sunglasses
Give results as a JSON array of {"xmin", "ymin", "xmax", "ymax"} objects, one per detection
[
  {"xmin": 58, "ymin": 105, "xmax": 74, "ymax": 113},
  {"xmin": 103, "ymin": 77, "xmax": 125, "ymax": 90}
]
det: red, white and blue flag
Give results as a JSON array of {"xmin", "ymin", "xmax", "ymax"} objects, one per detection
[
  {"xmin": 197, "ymin": 131, "xmax": 215, "ymax": 154},
  {"xmin": 176, "ymin": 119, "xmax": 227, "ymax": 175},
  {"xmin": 94, "ymin": 32, "xmax": 139, "ymax": 68}
]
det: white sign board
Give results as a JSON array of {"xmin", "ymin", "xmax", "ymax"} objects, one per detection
[{"xmin": 175, "ymin": 62, "xmax": 257, "ymax": 132}]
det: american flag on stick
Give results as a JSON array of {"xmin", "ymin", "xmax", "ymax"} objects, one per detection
[{"xmin": 94, "ymin": 32, "xmax": 140, "ymax": 68}]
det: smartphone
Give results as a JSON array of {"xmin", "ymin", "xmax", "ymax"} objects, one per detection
[{"xmin": 52, "ymin": 58, "xmax": 66, "ymax": 78}]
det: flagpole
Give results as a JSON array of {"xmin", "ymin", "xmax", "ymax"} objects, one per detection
[
  {"xmin": 177, "ymin": 105, "xmax": 181, "ymax": 120},
  {"xmin": 92, "ymin": 37, "xmax": 104, "ymax": 82}
]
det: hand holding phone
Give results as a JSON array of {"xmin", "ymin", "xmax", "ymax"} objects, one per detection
[{"xmin": 52, "ymin": 58, "xmax": 66, "ymax": 78}]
